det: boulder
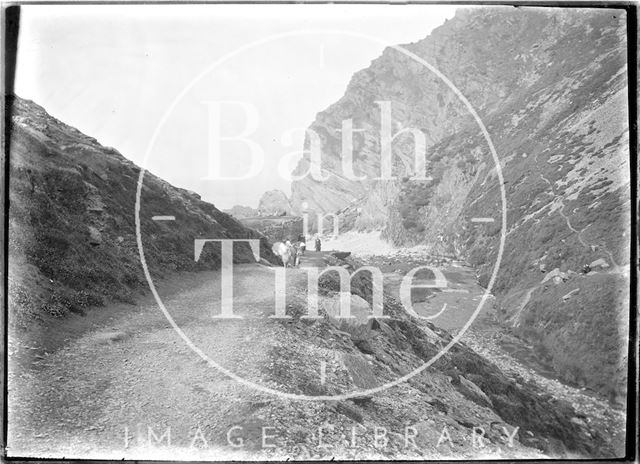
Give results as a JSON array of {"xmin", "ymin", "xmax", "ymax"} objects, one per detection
[
  {"xmin": 88, "ymin": 226, "xmax": 102, "ymax": 246},
  {"xmin": 85, "ymin": 191, "xmax": 105, "ymax": 213},
  {"xmin": 332, "ymin": 251, "xmax": 352, "ymax": 260},
  {"xmin": 541, "ymin": 268, "xmax": 568, "ymax": 284},
  {"xmin": 562, "ymin": 288, "xmax": 580, "ymax": 302},
  {"xmin": 186, "ymin": 189, "xmax": 201, "ymax": 200},
  {"xmin": 257, "ymin": 190, "xmax": 293, "ymax": 216},
  {"xmin": 323, "ymin": 293, "xmax": 371, "ymax": 325},
  {"xmin": 92, "ymin": 330, "xmax": 128, "ymax": 343},
  {"xmin": 589, "ymin": 258, "xmax": 609, "ymax": 269},
  {"xmin": 323, "ymin": 293, "xmax": 374, "ymax": 342},
  {"xmin": 458, "ymin": 375, "xmax": 493, "ymax": 408},
  {"xmin": 341, "ymin": 353, "xmax": 379, "ymax": 389}
]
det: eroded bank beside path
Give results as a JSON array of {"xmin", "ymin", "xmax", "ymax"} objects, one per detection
[{"xmin": 350, "ymin": 250, "xmax": 627, "ymax": 455}]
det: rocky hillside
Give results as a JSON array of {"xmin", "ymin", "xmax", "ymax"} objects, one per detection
[
  {"xmin": 7, "ymin": 96, "xmax": 277, "ymax": 327},
  {"xmin": 5, "ymin": 97, "xmax": 622, "ymax": 459},
  {"xmin": 260, "ymin": 255, "xmax": 617, "ymax": 458},
  {"xmin": 290, "ymin": 8, "xmax": 630, "ymax": 399}
]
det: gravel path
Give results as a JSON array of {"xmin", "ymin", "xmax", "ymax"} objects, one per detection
[
  {"xmin": 7, "ymin": 256, "xmax": 626, "ymax": 459},
  {"xmin": 7, "ymin": 266, "xmax": 308, "ymax": 459}
]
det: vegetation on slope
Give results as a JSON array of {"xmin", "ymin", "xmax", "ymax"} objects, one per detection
[
  {"xmin": 7, "ymin": 96, "xmax": 277, "ymax": 326},
  {"xmin": 303, "ymin": 256, "xmax": 614, "ymax": 457},
  {"xmin": 290, "ymin": 8, "xmax": 630, "ymax": 399},
  {"xmin": 514, "ymin": 273, "xmax": 628, "ymax": 403}
]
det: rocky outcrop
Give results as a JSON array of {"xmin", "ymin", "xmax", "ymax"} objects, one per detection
[
  {"xmin": 291, "ymin": 7, "xmax": 629, "ymax": 268},
  {"xmin": 289, "ymin": 7, "xmax": 630, "ymax": 398},
  {"xmin": 7, "ymin": 96, "xmax": 278, "ymax": 324},
  {"xmin": 258, "ymin": 189, "xmax": 293, "ymax": 216}
]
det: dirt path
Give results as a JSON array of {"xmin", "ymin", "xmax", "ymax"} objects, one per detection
[
  {"xmin": 6, "ymin": 265, "xmax": 314, "ymax": 459},
  {"xmin": 539, "ymin": 173, "xmax": 586, "ymax": 245},
  {"xmin": 538, "ymin": 171, "xmax": 620, "ymax": 268},
  {"xmin": 298, "ymin": 250, "xmax": 329, "ymax": 268},
  {"xmin": 7, "ymin": 254, "xmax": 625, "ymax": 459}
]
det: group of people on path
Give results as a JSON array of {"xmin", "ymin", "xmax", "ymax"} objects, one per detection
[
  {"xmin": 284, "ymin": 234, "xmax": 322, "ymax": 252},
  {"xmin": 272, "ymin": 234, "xmax": 322, "ymax": 267}
]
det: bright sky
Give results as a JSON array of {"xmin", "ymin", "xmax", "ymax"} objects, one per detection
[{"xmin": 16, "ymin": 4, "xmax": 457, "ymax": 209}]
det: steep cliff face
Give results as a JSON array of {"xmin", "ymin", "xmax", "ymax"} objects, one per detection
[
  {"xmin": 8, "ymin": 96, "xmax": 277, "ymax": 326},
  {"xmin": 290, "ymin": 8, "xmax": 630, "ymax": 398}
]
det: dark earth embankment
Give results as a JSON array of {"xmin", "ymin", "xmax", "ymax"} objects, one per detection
[{"xmin": 7, "ymin": 95, "xmax": 278, "ymax": 330}]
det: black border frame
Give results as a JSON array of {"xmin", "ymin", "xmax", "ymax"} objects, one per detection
[{"xmin": 0, "ymin": 2, "xmax": 637, "ymax": 463}]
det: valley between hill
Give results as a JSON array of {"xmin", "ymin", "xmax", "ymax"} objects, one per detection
[{"xmin": 5, "ymin": 6, "xmax": 631, "ymax": 461}]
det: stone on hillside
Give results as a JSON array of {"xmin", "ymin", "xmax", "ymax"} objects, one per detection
[
  {"xmin": 589, "ymin": 258, "xmax": 609, "ymax": 269},
  {"xmin": 334, "ymin": 401, "xmax": 364, "ymax": 423},
  {"xmin": 341, "ymin": 352, "xmax": 379, "ymax": 389},
  {"xmin": 562, "ymin": 288, "xmax": 580, "ymax": 302},
  {"xmin": 541, "ymin": 268, "xmax": 568, "ymax": 284},
  {"xmin": 186, "ymin": 189, "xmax": 201, "ymax": 200},
  {"xmin": 86, "ymin": 192, "xmax": 105, "ymax": 213},
  {"xmin": 570, "ymin": 417, "xmax": 589, "ymax": 429},
  {"xmin": 324, "ymin": 293, "xmax": 370, "ymax": 325},
  {"xmin": 92, "ymin": 330, "xmax": 128, "ymax": 343},
  {"xmin": 322, "ymin": 293, "xmax": 375, "ymax": 343},
  {"xmin": 332, "ymin": 251, "xmax": 352, "ymax": 260},
  {"xmin": 88, "ymin": 226, "xmax": 102, "ymax": 246},
  {"xmin": 458, "ymin": 375, "xmax": 493, "ymax": 408}
]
